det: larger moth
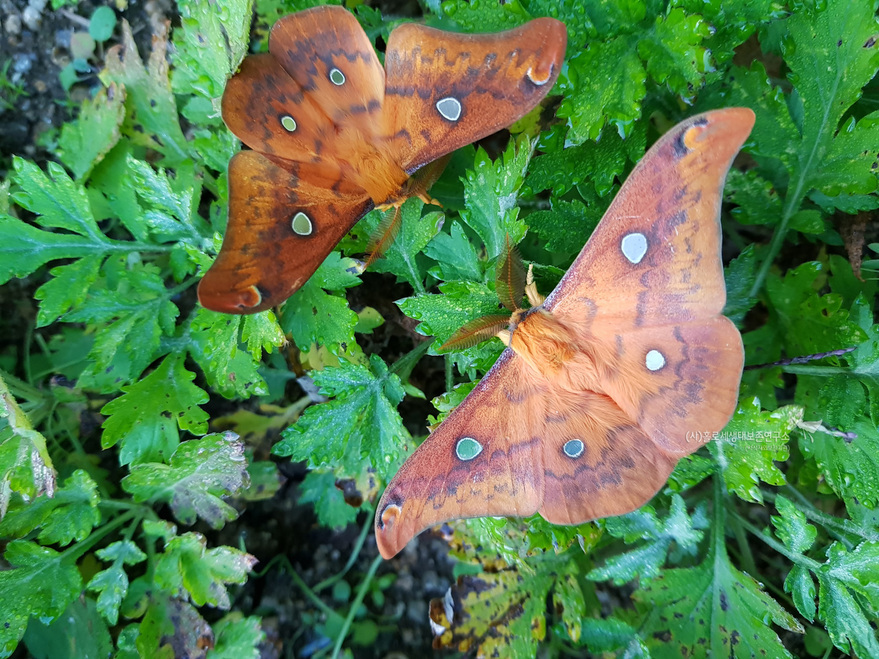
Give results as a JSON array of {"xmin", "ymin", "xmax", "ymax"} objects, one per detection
[
  {"xmin": 375, "ymin": 108, "xmax": 755, "ymax": 559},
  {"xmin": 198, "ymin": 6, "xmax": 567, "ymax": 313}
]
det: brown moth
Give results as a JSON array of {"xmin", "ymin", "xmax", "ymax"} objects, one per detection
[
  {"xmin": 198, "ymin": 6, "xmax": 567, "ymax": 314},
  {"xmin": 375, "ymin": 108, "xmax": 755, "ymax": 559}
]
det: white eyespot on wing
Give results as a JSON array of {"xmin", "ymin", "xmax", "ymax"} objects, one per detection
[
  {"xmin": 329, "ymin": 68, "xmax": 346, "ymax": 85},
  {"xmin": 436, "ymin": 97, "xmax": 462, "ymax": 122},
  {"xmin": 280, "ymin": 115, "xmax": 297, "ymax": 132},
  {"xmin": 291, "ymin": 212, "xmax": 313, "ymax": 236},
  {"xmin": 645, "ymin": 349, "xmax": 666, "ymax": 372},
  {"xmin": 455, "ymin": 436, "xmax": 483, "ymax": 461},
  {"xmin": 562, "ymin": 439, "xmax": 584, "ymax": 459},
  {"xmin": 621, "ymin": 232, "xmax": 648, "ymax": 264}
]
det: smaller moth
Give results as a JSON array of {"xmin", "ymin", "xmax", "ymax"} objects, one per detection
[{"xmin": 198, "ymin": 7, "xmax": 567, "ymax": 314}]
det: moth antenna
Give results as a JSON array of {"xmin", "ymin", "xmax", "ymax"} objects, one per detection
[
  {"xmin": 439, "ymin": 314, "xmax": 512, "ymax": 351},
  {"xmin": 495, "ymin": 235, "xmax": 526, "ymax": 311},
  {"xmin": 365, "ymin": 206, "xmax": 402, "ymax": 268},
  {"xmin": 524, "ymin": 263, "xmax": 544, "ymax": 307}
]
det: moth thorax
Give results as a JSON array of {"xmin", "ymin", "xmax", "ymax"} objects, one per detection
[
  {"xmin": 335, "ymin": 127, "xmax": 408, "ymax": 204},
  {"xmin": 510, "ymin": 309, "xmax": 581, "ymax": 377}
]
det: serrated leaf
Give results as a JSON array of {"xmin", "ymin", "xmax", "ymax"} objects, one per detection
[
  {"xmin": 171, "ymin": 0, "xmax": 253, "ymax": 101},
  {"xmin": 101, "ymin": 21, "xmax": 189, "ymax": 163},
  {"xmin": 188, "ymin": 309, "xmax": 268, "ymax": 400},
  {"xmin": 557, "ymin": 37, "xmax": 646, "ymax": 143},
  {"xmin": 33, "ymin": 255, "xmax": 103, "ymax": 327},
  {"xmin": 817, "ymin": 541, "xmax": 879, "ymax": 656},
  {"xmin": 588, "ymin": 496, "xmax": 704, "ymax": 585},
  {"xmin": 0, "ymin": 541, "xmax": 82, "ymax": 657},
  {"xmin": 299, "ymin": 470, "xmax": 358, "ymax": 530},
  {"xmin": 638, "ymin": 8, "xmax": 711, "ymax": 97},
  {"xmin": 441, "ymin": 0, "xmax": 532, "ymax": 32},
  {"xmin": 772, "ymin": 495, "xmax": 817, "ymax": 554},
  {"xmin": 424, "ymin": 220, "xmax": 482, "ymax": 283},
  {"xmin": 638, "ymin": 545, "xmax": 803, "ymax": 657},
  {"xmin": 101, "ymin": 353, "xmax": 209, "ymax": 465},
  {"xmin": 525, "ymin": 197, "xmax": 601, "ymax": 259},
  {"xmin": 280, "ymin": 253, "xmax": 360, "ymax": 354},
  {"xmin": 526, "ymin": 127, "xmax": 629, "ymax": 197},
  {"xmin": 207, "ymin": 614, "xmax": 265, "ymax": 659},
  {"xmin": 0, "ymin": 470, "xmax": 99, "ymax": 546},
  {"xmin": 460, "ymin": 136, "xmax": 533, "ymax": 260},
  {"xmin": 367, "ymin": 200, "xmax": 443, "ymax": 290},
  {"xmin": 88, "ymin": 540, "xmax": 147, "ymax": 625},
  {"xmin": 275, "ymin": 355, "xmax": 409, "ymax": 481},
  {"xmin": 67, "ymin": 263, "xmax": 179, "ymax": 392},
  {"xmin": 153, "ymin": 533, "xmax": 257, "ymax": 607},
  {"xmin": 122, "ymin": 433, "xmax": 249, "ymax": 528},
  {"xmin": 711, "ymin": 399, "xmax": 799, "ymax": 502},
  {"xmin": 56, "ymin": 84, "xmax": 126, "ymax": 181}
]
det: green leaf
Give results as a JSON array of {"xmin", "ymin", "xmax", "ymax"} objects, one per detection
[
  {"xmin": 588, "ymin": 496, "xmax": 705, "ymax": 585},
  {"xmin": 11, "ymin": 157, "xmax": 104, "ymax": 238},
  {"xmin": 280, "ymin": 253, "xmax": 360, "ymax": 354},
  {"xmin": 441, "ymin": 0, "xmax": 532, "ymax": 32},
  {"xmin": 153, "ymin": 533, "xmax": 257, "ymax": 607},
  {"xmin": 101, "ymin": 353, "xmax": 209, "ymax": 465},
  {"xmin": 241, "ymin": 313, "xmax": 285, "ymax": 360},
  {"xmin": 766, "ymin": 261, "xmax": 867, "ymax": 357},
  {"xmin": 0, "ymin": 216, "xmax": 103, "ymax": 285},
  {"xmin": 33, "ymin": 256, "xmax": 102, "ymax": 328},
  {"xmin": 0, "ymin": 373, "xmax": 54, "ymax": 518},
  {"xmin": 171, "ymin": 0, "xmax": 255, "ymax": 101},
  {"xmin": 299, "ymin": 470, "xmax": 358, "ymax": 530},
  {"xmin": 802, "ymin": 418, "xmax": 879, "ymax": 512},
  {"xmin": 460, "ymin": 136, "xmax": 533, "ymax": 260},
  {"xmin": 772, "ymin": 495, "xmax": 817, "ymax": 555},
  {"xmin": 23, "ymin": 597, "xmax": 113, "ymax": 659},
  {"xmin": 557, "ymin": 37, "xmax": 646, "ymax": 143},
  {"xmin": 638, "ymin": 545, "xmax": 803, "ymax": 657},
  {"xmin": 397, "ymin": 280, "xmax": 506, "ymax": 375},
  {"xmin": 188, "ymin": 309, "xmax": 268, "ymax": 400},
  {"xmin": 101, "ymin": 22, "xmax": 189, "ymax": 164},
  {"xmin": 207, "ymin": 614, "xmax": 265, "ymax": 659},
  {"xmin": 122, "ymin": 433, "xmax": 249, "ymax": 528},
  {"xmin": 275, "ymin": 355, "xmax": 409, "ymax": 481},
  {"xmin": 785, "ymin": 0, "xmax": 879, "ymax": 195},
  {"xmin": 526, "ymin": 197, "xmax": 601, "ymax": 260},
  {"xmin": 711, "ymin": 399, "xmax": 799, "ymax": 503},
  {"xmin": 817, "ymin": 542, "xmax": 879, "ymax": 656},
  {"xmin": 424, "ymin": 220, "xmax": 483, "ymax": 283},
  {"xmin": 87, "ymin": 540, "xmax": 147, "ymax": 625},
  {"xmin": 526, "ymin": 128, "xmax": 629, "ymax": 197},
  {"xmin": 56, "ymin": 85, "xmax": 125, "ymax": 181},
  {"xmin": 638, "ymin": 8, "xmax": 711, "ymax": 98},
  {"xmin": 66, "ymin": 263, "xmax": 180, "ymax": 392},
  {"xmin": 0, "ymin": 470, "xmax": 99, "ymax": 546},
  {"xmin": 0, "ymin": 541, "xmax": 82, "ymax": 657},
  {"xmin": 88, "ymin": 6, "xmax": 117, "ymax": 41},
  {"xmin": 367, "ymin": 200, "xmax": 443, "ymax": 290}
]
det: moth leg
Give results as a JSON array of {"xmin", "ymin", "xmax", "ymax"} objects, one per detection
[{"xmin": 525, "ymin": 263, "xmax": 545, "ymax": 307}]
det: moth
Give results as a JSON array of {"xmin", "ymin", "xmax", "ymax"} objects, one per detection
[
  {"xmin": 197, "ymin": 6, "xmax": 567, "ymax": 313},
  {"xmin": 375, "ymin": 108, "xmax": 756, "ymax": 559}
]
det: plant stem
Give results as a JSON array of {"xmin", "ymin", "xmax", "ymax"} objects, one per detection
[{"xmin": 331, "ymin": 553, "xmax": 383, "ymax": 659}]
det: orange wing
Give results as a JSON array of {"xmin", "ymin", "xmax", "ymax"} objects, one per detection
[
  {"xmin": 376, "ymin": 109, "xmax": 754, "ymax": 559},
  {"xmin": 197, "ymin": 151, "xmax": 372, "ymax": 313},
  {"xmin": 383, "ymin": 18, "xmax": 567, "ymax": 172},
  {"xmin": 375, "ymin": 350, "xmax": 678, "ymax": 559},
  {"xmin": 543, "ymin": 108, "xmax": 754, "ymax": 454}
]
